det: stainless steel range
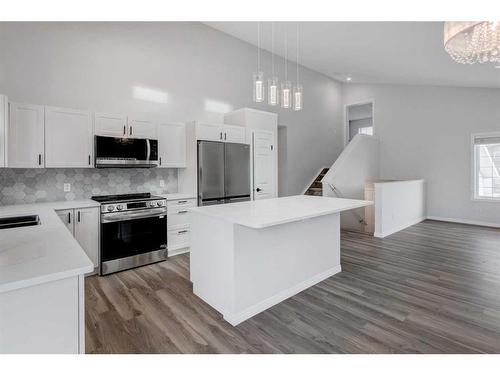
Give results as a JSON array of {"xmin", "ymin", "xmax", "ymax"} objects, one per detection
[{"xmin": 91, "ymin": 193, "xmax": 168, "ymax": 275}]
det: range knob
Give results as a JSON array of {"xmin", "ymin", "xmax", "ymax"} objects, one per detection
[
  {"xmin": 149, "ymin": 201, "xmax": 156, "ymax": 208},
  {"xmin": 157, "ymin": 201, "xmax": 164, "ymax": 207},
  {"xmin": 116, "ymin": 204, "xmax": 124, "ymax": 211},
  {"xmin": 107, "ymin": 206, "xmax": 114, "ymax": 212}
]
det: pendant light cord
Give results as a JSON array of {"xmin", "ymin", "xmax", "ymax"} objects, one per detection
[
  {"xmin": 271, "ymin": 22, "xmax": 275, "ymax": 77},
  {"xmin": 257, "ymin": 22, "xmax": 261, "ymax": 72},
  {"xmin": 285, "ymin": 26, "xmax": 288, "ymax": 81},
  {"xmin": 296, "ymin": 23, "xmax": 299, "ymax": 84}
]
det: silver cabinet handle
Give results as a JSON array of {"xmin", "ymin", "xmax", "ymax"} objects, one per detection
[
  {"xmin": 130, "ymin": 126, "xmax": 132, "ymax": 136},
  {"xmin": 224, "ymin": 132, "xmax": 227, "ymax": 141},
  {"xmin": 220, "ymin": 131, "xmax": 223, "ymax": 140},
  {"xmin": 77, "ymin": 211, "xmax": 81, "ymax": 222},
  {"xmin": 178, "ymin": 230, "xmax": 188, "ymax": 234},
  {"xmin": 38, "ymin": 154, "xmax": 42, "ymax": 165},
  {"xmin": 88, "ymin": 155, "xmax": 91, "ymax": 165},
  {"xmin": 178, "ymin": 210, "xmax": 188, "ymax": 214},
  {"xmin": 159, "ymin": 157, "xmax": 162, "ymax": 166},
  {"xmin": 68, "ymin": 212, "xmax": 71, "ymax": 224},
  {"xmin": 123, "ymin": 125, "xmax": 126, "ymax": 135},
  {"xmin": 178, "ymin": 200, "xmax": 188, "ymax": 204}
]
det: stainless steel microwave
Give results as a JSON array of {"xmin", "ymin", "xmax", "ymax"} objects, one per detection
[{"xmin": 94, "ymin": 136, "xmax": 158, "ymax": 168}]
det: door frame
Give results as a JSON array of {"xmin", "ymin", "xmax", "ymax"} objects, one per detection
[{"xmin": 344, "ymin": 99, "xmax": 375, "ymax": 147}]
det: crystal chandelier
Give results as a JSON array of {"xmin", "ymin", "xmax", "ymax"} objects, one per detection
[{"xmin": 444, "ymin": 21, "xmax": 500, "ymax": 64}]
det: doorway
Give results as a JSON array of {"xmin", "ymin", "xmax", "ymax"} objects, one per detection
[{"xmin": 345, "ymin": 101, "xmax": 374, "ymax": 146}]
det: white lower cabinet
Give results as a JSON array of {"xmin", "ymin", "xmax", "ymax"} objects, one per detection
[
  {"xmin": 167, "ymin": 198, "xmax": 196, "ymax": 256},
  {"xmin": 56, "ymin": 207, "xmax": 99, "ymax": 273},
  {"xmin": 0, "ymin": 275, "xmax": 84, "ymax": 354}
]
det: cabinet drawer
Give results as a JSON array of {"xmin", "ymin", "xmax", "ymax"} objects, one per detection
[
  {"xmin": 167, "ymin": 209, "xmax": 190, "ymax": 229},
  {"xmin": 167, "ymin": 198, "xmax": 196, "ymax": 208},
  {"xmin": 168, "ymin": 227, "xmax": 190, "ymax": 250}
]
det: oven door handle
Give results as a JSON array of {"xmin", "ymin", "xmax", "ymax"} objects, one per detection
[{"xmin": 101, "ymin": 208, "xmax": 168, "ymax": 223}]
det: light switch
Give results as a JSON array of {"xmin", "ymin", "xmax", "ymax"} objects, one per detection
[
  {"xmin": 159, "ymin": 179, "xmax": 165, "ymax": 188},
  {"xmin": 64, "ymin": 183, "xmax": 71, "ymax": 192}
]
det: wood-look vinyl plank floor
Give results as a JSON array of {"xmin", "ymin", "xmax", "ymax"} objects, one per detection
[{"xmin": 85, "ymin": 220, "xmax": 500, "ymax": 354}]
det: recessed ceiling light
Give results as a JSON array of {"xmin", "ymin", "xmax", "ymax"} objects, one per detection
[{"xmin": 346, "ymin": 77, "xmax": 352, "ymax": 82}]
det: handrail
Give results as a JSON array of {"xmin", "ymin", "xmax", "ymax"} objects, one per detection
[{"xmin": 325, "ymin": 182, "xmax": 367, "ymax": 226}]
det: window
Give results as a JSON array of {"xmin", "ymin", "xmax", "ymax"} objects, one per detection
[
  {"xmin": 473, "ymin": 133, "xmax": 500, "ymax": 200},
  {"xmin": 358, "ymin": 126, "xmax": 373, "ymax": 136}
]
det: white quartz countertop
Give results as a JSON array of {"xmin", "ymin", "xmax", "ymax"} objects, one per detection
[
  {"xmin": 190, "ymin": 195, "xmax": 373, "ymax": 229},
  {"xmin": 0, "ymin": 200, "xmax": 96, "ymax": 293},
  {"xmin": 162, "ymin": 193, "xmax": 197, "ymax": 201}
]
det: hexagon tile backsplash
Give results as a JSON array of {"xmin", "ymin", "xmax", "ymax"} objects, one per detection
[{"xmin": 0, "ymin": 168, "xmax": 178, "ymax": 205}]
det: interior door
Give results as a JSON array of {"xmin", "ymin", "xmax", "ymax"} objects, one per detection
[
  {"xmin": 253, "ymin": 130, "xmax": 276, "ymax": 200},
  {"xmin": 45, "ymin": 106, "xmax": 93, "ymax": 168},
  {"xmin": 224, "ymin": 143, "xmax": 250, "ymax": 199},
  {"xmin": 198, "ymin": 141, "xmax": 225, "ymax": 205}
]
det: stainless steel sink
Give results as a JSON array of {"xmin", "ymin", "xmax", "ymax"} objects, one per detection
[{"xmin": 0, "ymin": 215, "xmax": 41, "ymax": 230}]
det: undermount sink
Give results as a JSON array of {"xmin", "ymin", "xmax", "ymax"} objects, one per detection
[{"xmin": 0, "ymin": 215, "xmax": 41, "ymax": 230}]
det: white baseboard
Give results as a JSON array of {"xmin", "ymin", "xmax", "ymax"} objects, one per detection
[
  {"xmin": 168, "ymin": 247, "xmax": 190, "ymax": 257},
  {"xmin": 374, "ymin": 216, "xmax": 426, "ymax": 238},
  {"xmin": 223, "ymin": 265, "xmax": 342, "ymax": 326},
  {"xmin": 426, "ymin": 216, "xmax": 500, "ymax": 229}
]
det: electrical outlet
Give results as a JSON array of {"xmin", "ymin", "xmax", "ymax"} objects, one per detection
[
  {"xmin": 64, "ymin": 183, "xmax": 71, "ymax": 192},
  {"xmin": 159, "ymin": 179, "xmax": 165, "ymax": 188}
]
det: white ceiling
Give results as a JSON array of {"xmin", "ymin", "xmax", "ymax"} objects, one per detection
[{"xmin": 205, "ymin": 22, "xmax": 500, "ymax": 89}]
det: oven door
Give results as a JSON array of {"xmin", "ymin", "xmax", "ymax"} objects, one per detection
[{"xmin": 100, "ymin": 208, "xmax": 167, "ymax": 274}]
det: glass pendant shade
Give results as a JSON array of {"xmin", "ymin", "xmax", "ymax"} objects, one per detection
[
  {"xmin": 253, "ymin": 72, "xmax": 265, "ymax": 103},
  {"xmin": 280, "ymin": 81, "xmax": 292, "ymax": 109},
  {"xmin": 268, "ymin": 77, "xmax": 279, "ymax": 106},
  {"xmin": 293, "ymin": 84, "xmax": 303, "ymax": 111}
]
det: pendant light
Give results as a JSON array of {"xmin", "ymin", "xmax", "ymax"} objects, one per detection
[
  {"xmin": 293, "ymin": 24, "xmax": 303, "ymax": 111},
  {"xmin": 268, "ymin": 22, "xmax": 279, "ymax": 106},
  {"xmin": 281, "ymin": 25, "xmax": 292, "ymax": 109},
  {"xmin": 253, "ymin": 22, "xmax": 265, "ymax": 103}
]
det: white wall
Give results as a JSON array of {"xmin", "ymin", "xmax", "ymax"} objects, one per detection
[
  {"xmin": 343, "ymin": 83, "xmax": 500, "ymax": 226},
  {"xmin": 0, "ymin": 22, "xmax": 343, "ymax": 195},
  {"xmin": 322, "ymin": 134, "xmax": 380, "ymax": 231}
]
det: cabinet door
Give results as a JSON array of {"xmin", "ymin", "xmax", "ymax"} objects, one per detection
[
  {"xmin": 128, "ymin": 117, "xmax": 157, "ymax": 139},
  {"xmin": 223, "ymin": 124, "xmax": 246, "ymax": 144},
  {"xmin": 196, "ymin": 123, "xmax": 223, "ymax": 142},
  {"xmin": 56, "ymin": 209, "xmax": 74, "ymax": 235},
  {"xmin": 8, "ymin": 102, "xmax": 45, "ymax": 168},
  {"xmin": 158, "ymin": 123, "xmax": 186, "ymax": 168},
  {"xmin": 45, "ymin": 107, "xmax": 93, "ymax": 168},
  {"xmin": 74, "ymin": 208, "xmax": 99, "ymax": 269},
  {"xmin": 0, "ymin": 95, "xmax": 7, "ymax": 168},
  {"xmin": 94, "ymin": 112, "xmax": 127, "ymax": 137}
]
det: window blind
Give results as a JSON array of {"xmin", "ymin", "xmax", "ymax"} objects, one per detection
[{"xmin": 473, "ymin": 135, "xmax": 500, "ymax": 145}]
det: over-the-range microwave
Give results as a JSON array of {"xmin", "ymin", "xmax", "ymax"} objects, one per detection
[{"xmin": 94, "ymin": 135, "xmax": 158, "ymax": 168}]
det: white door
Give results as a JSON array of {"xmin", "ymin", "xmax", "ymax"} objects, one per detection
[
  {"xmin": 253, "ymin": 130, "xmax": 276, "ymax": 200},
  {"xmin": 128, "ymin": 117, "xmax": 157, "ymax": 139},
  {"xmin": 45, "ymin": 107, "xmax": 93, "ymax": 168},
  {"xmin": 223, "ymin": 124, "xmax": 246, "ymax": 144},
  {"xmin": 8, "ymin": 102, "xmax": 45, "ymax": 168},
  {"xmin": 158, "ymin": 123, "xmax": 186, "ymax": 168},
  {"xmin": 94, "ymin": 112, "xmax": 127, "ymax": 137},
  {"xmin": 196, "ymin": 123, "xmax": 223, "ymax": 142},
  {"xmin": 0, "ymin": 95, "xmax": 7, "ymax": 168},
  {"xmin": 74, "ymin": 207, "xmax": 99, "ymax": 269},
  {"xmin": 56, "ymin": 209, "xmax": 75, "ymax": 235}
]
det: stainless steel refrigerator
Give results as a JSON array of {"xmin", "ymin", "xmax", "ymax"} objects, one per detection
[{"xmin": 197, "ymin": 141, "xmax": 251, "ymax": 206}]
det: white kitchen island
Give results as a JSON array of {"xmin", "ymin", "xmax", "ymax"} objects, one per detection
[{"xmin": 189, "ymin": 195, "xmax": 372, "ymax": 326}]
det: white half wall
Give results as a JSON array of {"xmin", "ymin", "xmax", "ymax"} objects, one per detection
[
  {"xmin": 343, "ymin": 83, "xmax": 500, "ymax": 225},
  {"xmin": 0, "ymin": 22, "xmax": 343, "ymax": 196},
  {"xmin": 370, "ymin": 179, "xmax": 426, "ymax": 238},
  {"xmin": 322, "ymin": 134, "xmax": 380, "ymax": 231}
]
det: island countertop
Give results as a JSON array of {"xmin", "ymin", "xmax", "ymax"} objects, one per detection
[
  {"xmin": 189, "ymin": 195, "xmax": 372, "ymax": 229},
  {"xmin": 0, "ymin": 201, "xmax": 96, "ymax": 293}
]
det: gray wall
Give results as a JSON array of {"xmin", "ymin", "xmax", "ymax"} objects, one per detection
[
  {"xmin": 0, "ymin": 22, "xmax": 343, "ymax": 201},
  {"xmin": 343, "ymin": 83, "xmax": 500, "ymax": 225}
]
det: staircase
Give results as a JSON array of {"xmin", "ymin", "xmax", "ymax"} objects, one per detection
[{"xmin": 304, "ymin": 168, "xmax": 329, "ymax": 196}]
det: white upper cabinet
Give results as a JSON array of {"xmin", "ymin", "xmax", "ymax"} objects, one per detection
[
  {"xmin": 8, "ymin": 102, "xmax": 45, "ymax": 168},
  {"xmin": 196, "ymin": 123, "xmax": 246, "ymax": 144},
  {"xmin": 94, "ymin": 112, "xmax": 128, "ymax": 138},
  {"xmin": 0, "ymin": 95, "xmax": 7, "ymax": 168},
  {"xmin": 223, "ymin": 124, "xmax": 246, "ymax": 143},
  {"xmin": 128, "ymin": 117, "xmax": 157, "ymax": 139},
  {"xmin": 45, "ymin": 106, "xmax": 93, "ymax": 168},
  {"xmin": 158, "ymin": 123, "xmax": 186, "ymax": 168}
]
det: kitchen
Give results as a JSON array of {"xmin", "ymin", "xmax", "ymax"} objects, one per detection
[{"xmin": 2, "ymin": 10, "xmax": 500, "ymax": 375}]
